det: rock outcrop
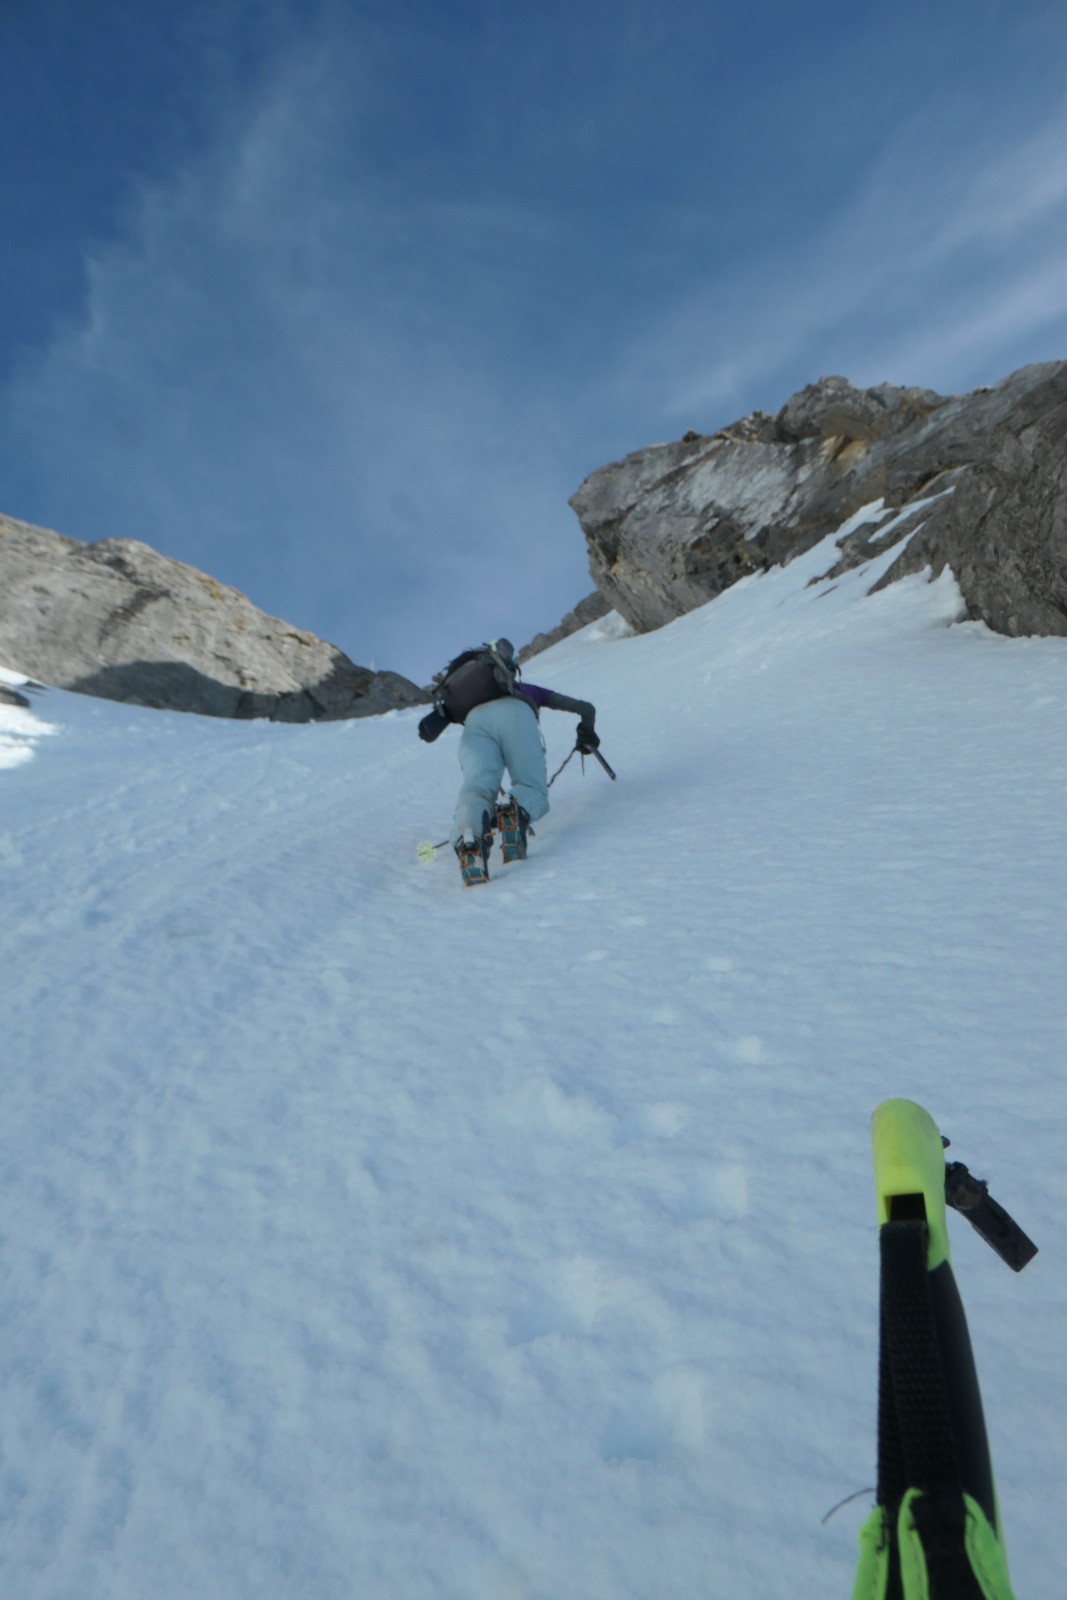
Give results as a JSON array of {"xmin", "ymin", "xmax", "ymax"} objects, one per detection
[
  {"xmin": 0, "ymin": 680, "xmax": 32, "ymax": 709},
  {"xmin": 0, "ymin": 513, "xmax": 428, "ymax": 720},
  {"xmin": 570, "ymin": 361, "xmax": 1067, "ymax": 639},
  {"xmin": 8, "ymin": 359, "xmax": 1065, "ymax": 726},
  {"xmin": 519, "ymin": 591, "xmax": 611, "ymax": 662}
]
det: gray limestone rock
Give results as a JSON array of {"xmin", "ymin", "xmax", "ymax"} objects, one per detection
[
  {"xmin": 569, "ymin": 361, "xmax": 1067, "ymax": 639},
  {"xmin": 0, "ymin": 513, "xmax": 428, "ymax": 720},
  {"xmin": 865, "ymin": 369, "xmax": 1067, "ymax": 636},
  {"xmin": 776, "ymin": 376, "xmax": 945, "ymax": 444}
]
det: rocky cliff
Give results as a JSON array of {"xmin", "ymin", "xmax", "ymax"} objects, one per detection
[
  {"xmin": 570, "ymin": 360, "xmax": 1067, "ymax": 640},
  {"xmin": 5, "ymin": 359, "xmax": 1065, "ymax": 724},
  {"xmin": 0, "ymin": 513, "xmax": 427, "ymax": 720}
]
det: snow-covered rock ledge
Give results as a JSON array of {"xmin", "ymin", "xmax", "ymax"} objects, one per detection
[
  {"xmin": 0, "ymin": 666, "xmax": 55, "ymax": 769},
  {"xmin": 570, "ymin": 360, "xmax": 1067, "ymax": 640}
]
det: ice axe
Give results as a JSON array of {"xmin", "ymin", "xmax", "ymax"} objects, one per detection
[
  {"xmin": 547, "ymin": 741, "xmax": 617, "ymax": 786},
  {"xmin": 850, "ymin": 1100, "xmax": 1036, "ymax": 1599}
]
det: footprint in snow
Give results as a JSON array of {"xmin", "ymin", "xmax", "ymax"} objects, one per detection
[
  {"xmin": 601, "ymin": 1367, "xmax": 708, "ymax": 1463},
  {"xmin": 660, "ymin": 1163, "xmax": 750, "ymax": 1223},
  {"xmin": 507, "ymin": 1256, "xmax": 605, "ymax": 1345},
  {"xmin": 613, "ymin": 1101, "xmax": 686, "ymax": 1146}
]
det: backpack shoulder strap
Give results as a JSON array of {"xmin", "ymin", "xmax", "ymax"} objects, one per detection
[{"xmin": 484, "ymin": 644, "xmax": 519, "ymax": 694}]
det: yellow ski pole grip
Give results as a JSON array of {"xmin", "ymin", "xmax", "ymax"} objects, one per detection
[{"xmin": 871, "ymin": 1098, "xmax": 952, "ymax": 1272}]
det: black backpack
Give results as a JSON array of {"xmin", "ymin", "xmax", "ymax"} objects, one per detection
[{"xmin": 432, "ymin": 643, "xmax": 520, "ymax": 724}]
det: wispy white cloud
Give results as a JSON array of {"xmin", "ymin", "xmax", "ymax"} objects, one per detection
[
  {"xmin": 1, "ymin": 23, "xmax": 590, "ymax": 680},
  {"xmin": 609, "ymin": 98, "xmax": 1067, "ymax": 425},
  {"xmin": 7, "ymin": 9, "xmax": 1067, "ymax": 686},
  {"xmin": 879, "ymin": 254, "xmax": 1067, "ymax": 383}
]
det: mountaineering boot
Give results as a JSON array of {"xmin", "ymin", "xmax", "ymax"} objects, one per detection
[
  {"xmin": 496, "ymin": 796, "xmax": 531, "ymax": 863},
  {"xmin": 455, "ymin": 810, "xmax": 493, "ymax": 887},
  {"xmin": 455, "ymin": 831, "xmax": 489, "ymax": 886}
]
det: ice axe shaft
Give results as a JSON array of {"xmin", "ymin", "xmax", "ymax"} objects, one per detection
[{"xmin": 587, "ymin": 747, "xmax": 617, "ymax": 780}]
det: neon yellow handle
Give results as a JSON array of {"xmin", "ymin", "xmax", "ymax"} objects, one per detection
[{"xmin": 871, "ymin": 1099, "xmax": 952, "ymax": 1271}]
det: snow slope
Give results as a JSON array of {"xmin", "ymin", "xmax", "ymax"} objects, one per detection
[{"xmin": 2, "ymin": 528, "xmax": 1066, "ymax": 1599}]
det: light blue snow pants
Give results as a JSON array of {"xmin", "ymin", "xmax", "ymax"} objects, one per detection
[{"xmin": 451, "ymin": 697, "xmax": 550, "ymax": 844}]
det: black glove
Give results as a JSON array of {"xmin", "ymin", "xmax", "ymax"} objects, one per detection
[
  {"xmin": 576, "ymin": 721, "xmax": 599, "ymax": 754},
  {"xmin": 419, "ymin": 708, "xmax": 449, "ymax": 743}
]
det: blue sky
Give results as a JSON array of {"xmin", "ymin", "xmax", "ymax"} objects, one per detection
[{"xmin": 3, "ymin": 0, "xmax": 1067, "ymax": 684}]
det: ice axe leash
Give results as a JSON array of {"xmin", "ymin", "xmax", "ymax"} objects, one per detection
[
  {"xmin": 548, "ymin": 739, "xmax": 617, "ymax": 786},
  {"xmin": 851, "ymin": 1100, "xmax": 1036, "ymax": 1600},
  {"xmin": 545, "ymin": 746, "xmax": 579, "ymax": 788}
]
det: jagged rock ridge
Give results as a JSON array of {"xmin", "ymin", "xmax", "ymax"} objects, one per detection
[
  {"xmin": 518, "ymin": 591, "xmax": 610, "ymax": 662},
  {"xmin": 570, "ymin": 361, "xmax": 1067, "ymax": 640},
  {"xmin": 0, "ymin": 514, "xmax": 428, "ymax": 720}
]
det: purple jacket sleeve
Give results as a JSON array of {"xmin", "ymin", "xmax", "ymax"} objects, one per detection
[
  {"xmin": 518, "ymin": 683, "xmax": 595, "ymax": 724},
  {"xmin": 517, "ymin": 683, "xmax": 554, "ymax": 710}
]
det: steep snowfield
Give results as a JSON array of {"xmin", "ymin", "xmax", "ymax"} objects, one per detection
[{"xmin": 2, "ymin": 530, "xmax": 1066, "ymax": 1599}]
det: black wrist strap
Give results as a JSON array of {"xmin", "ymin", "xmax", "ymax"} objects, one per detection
[
  {"xmin": 876, "ymin": 1221, "xmax": 990, "ymax": 1599},
  {"xmin": 877, "ymin": 1222, "xmax": 961, "ymax": 1506}
]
